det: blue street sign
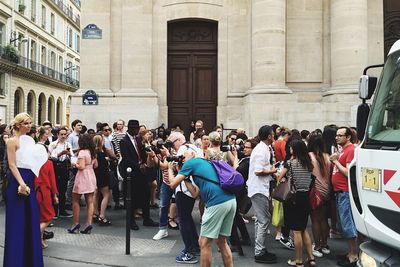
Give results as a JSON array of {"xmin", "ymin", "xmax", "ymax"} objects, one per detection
[{"xmin": 82, "ymin": 90, "xmax": 98, "ymax": 105}]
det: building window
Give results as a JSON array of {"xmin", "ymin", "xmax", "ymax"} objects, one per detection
[
  {"xmin": 47, "ymin": 96, "xmax": 54, "ymax": 123},
  {"xmin": 38, "ymin": 93, "xmax": 46, "ymax": 124},
  {"xmin": 0, "ymin": 72, "xmax": 5, "ymax": 96},
  {"xmin": 76, "ymin": 34, "xmax": 80, "ymax": 52},
  {"xmin": 27, "ymin": 91, "xmax": 36, "ymax": 120},
  {"xmin": 41, "ymin": 46, "xmax": 46, "ymax": 74},
  {"xmin": 30, "ymin": 40, "xmax": 37, "ymax": 70},
  {"xmin": 14, "ymin": 89, "xmax": 24, "ymax": 116},
  {"xmin": 50, "ymin": 13, "xmax": 55, "ymax": 35},
  {"xmin": 68, "ymin": 28, "xmax": 73, "ymax": 47},
  {"xmin": 58, "ymin": 55, "xmax": 63, "ymax": 73},
  {"xmin": 56, "ymin": 98, "xmax": 62, "ymax": 125},
  {"xmin": 41, "ymin": 5, "xmax": 46, "ymax": 29},
  {"xmin": 0, "ymin": 22, "xmax": 4, "ymax": 46},
  {"xmin": 19, "ymin": 0, "xmax": 26, "ymax": 14},
  {"xmin": 31, "ymin": 0, "xmax": 36, "ymax": 22}
]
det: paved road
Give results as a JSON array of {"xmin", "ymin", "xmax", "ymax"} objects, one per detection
[{"xmin": 0, "ymin": 200, "xmax": 346, "ymax": 266}]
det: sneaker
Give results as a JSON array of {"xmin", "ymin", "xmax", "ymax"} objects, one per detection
[
  {"xmin": 176, "ymin": 252, "xmax": 198, "ymax": 264},
  {"xmin": 59, "ymin": 211, "xmax": 73, "ymax": 218},
  {"xmin": 312, "ymin": 248, "xmax": 323, "ymax": 258},
  {"xmin": 53, "ymin": 215, "xmax": 58, "ymax": 220},
  {"xmin": 275, "ymin": 233, "xmax": 282, "ymax": 241},
  {"xmin": 321, "ymin": 245, "xmax": 331, "ymax": 255},
  {"xmin": 153, "ymin": 229, "xmax": 168, "ymax": 240},
  {"xmin": 280, "ymin": 237, "xmax": 295, "ymax": 250},
  {"xmin": 254, "ymin": 252, "xmax": 277, "ymax": 264}
]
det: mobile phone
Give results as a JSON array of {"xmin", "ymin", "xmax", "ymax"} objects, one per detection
[{"xmin": 274, "ymin": 161, "xmax": 282, "ymax": 168}]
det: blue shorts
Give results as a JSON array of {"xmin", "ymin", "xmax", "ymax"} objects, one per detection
[{"xmin": 336, "ymin": 192, "xmax": 357, "ymax": 239}]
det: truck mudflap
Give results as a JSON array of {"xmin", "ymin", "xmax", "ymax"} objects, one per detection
[{"xmin": 358, "ymin": 241, "xmax": 400, "ymax": 267}]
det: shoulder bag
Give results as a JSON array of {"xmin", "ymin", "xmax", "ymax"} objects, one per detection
[{"xmin": 271, "ymin": 161, "xmax": 296, "ymax": 203}]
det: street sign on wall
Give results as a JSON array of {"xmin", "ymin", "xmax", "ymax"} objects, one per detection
[
  {"xmin": 82, "ymin": 90, "xmax": 98, "ymax": 105},
  {"xmin": 82, "ymin": 24, "xmax": 102, "ymax": 39}
]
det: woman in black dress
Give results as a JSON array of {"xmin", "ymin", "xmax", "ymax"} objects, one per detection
[
  {"xmin": 93, "ymin": 135, "xmax": 111, "ymax": 226},
  {"xmin": 278, "ymin": 139, "xmax": 316, "ymax": 267}
]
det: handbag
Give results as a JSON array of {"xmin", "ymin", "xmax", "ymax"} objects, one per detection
[
  {"xmin": 309, "ymin": 184, "xmax": 324, "ymax": 210},
  {"xmin": 271, "ymin": 161, "xmax": 296, "ymax": 203},
  {"xmin": 271, "ymin": 199, "xmax": 284, "ymax": 227}
]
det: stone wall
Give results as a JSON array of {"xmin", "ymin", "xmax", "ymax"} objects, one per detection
[{"xmin": 74, "ymin": 0, "xmax": 384, "ymax": 135}]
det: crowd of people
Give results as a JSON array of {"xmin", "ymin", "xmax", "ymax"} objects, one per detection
[{"xmin": 0, "ymin": 115, "xmax": 360, "ymax": 267}]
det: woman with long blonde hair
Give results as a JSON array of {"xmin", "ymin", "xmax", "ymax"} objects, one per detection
[{"xmin": 3, "ymin": 113, "xmax": 47, "ymax": 267}]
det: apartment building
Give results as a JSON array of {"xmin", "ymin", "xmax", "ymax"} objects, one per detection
[{"xmin": 0, "ymin": 0, "xmax": 80, "ymax": 126}]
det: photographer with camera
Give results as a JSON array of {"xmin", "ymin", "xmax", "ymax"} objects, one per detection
[
  {"xmin": 163, "ymin": 132, "xmax": 201, "ymax": 263},
  {"xmin": 206, "ymin": 131, "xmax": 236, "ymax": 165},
  {"xmin": 168, "ymin": 142, "xmax": 237, "ymax": 267}
]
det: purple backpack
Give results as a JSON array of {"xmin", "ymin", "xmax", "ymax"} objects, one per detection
[{"xmin": 199, "ymin": 160, "xmax": 245, "ymax": 194}]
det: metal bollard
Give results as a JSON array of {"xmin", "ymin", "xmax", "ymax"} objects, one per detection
[{"xmin": 125, "ymin": 167, "xmax": 132, "ymax": 255}]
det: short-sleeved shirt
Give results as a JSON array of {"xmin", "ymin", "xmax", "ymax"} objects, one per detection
[
  {"xmin": 67, "ymin": 132, "xmax": 80, "ymax": 154},
  {"xmin": 274, "ymin": 139, "xmax": 286, "ymax": 162},
  {"xmin": 247, "ymin": 141, "xmax": 274, "ymax": 198},
  {"xmin": 178, "ymin": 158, "xmax": 235, "ymax": 208},
  {"xmin": 332, "ymin": 144, "xmax": 355, "ymax": 192}
]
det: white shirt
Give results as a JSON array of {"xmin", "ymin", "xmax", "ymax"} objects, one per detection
[
  {"xmin": 49, "ymin": 140, "xmax": 73, "ymax": 162},
  {"xmin": 247, "ymin": 141, "xmax": 274, "ymax": 198}
]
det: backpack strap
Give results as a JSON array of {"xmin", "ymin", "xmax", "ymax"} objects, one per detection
[{"xmin": 194, "ymin": 159, "xmax": 220, "ymax": 186}]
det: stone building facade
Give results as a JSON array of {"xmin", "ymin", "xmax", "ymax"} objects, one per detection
[
  {"xmin": 0, "ymin": 0, "xmax": 80, "ymax": 126},
  {"xmin": 74, "ymin": 0, "xmax": 388, "ymax": 136}
]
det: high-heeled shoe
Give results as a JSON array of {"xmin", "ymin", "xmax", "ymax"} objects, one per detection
[
  {"xmin": 80, "ymin": 224, "xmax": 93, "ymax": 234},
  {"xmin": 67, "ymin": 224, "xmax": 81, "ymax": 234}
]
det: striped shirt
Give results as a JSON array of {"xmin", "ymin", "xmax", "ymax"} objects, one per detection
[
  {"xmin": 111, "ymin": 131, "xmax": 126, "ymax": 155},
  {"xmin": 285, "ymin": 159, "xmax": 313, "ymax": 192}
]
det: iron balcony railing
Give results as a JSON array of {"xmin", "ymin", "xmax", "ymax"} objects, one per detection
[
  {"xmin": 48, "ymin": 0, "xmax": 80, "ymax": 27},
  {"xmin": 0, "ymin": 45, "xmax": 80, "ymax": 88}
]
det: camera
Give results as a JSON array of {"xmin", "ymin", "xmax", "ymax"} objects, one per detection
[
  {"xmin": 166, "ymin": 155, "xmax": 184, "ymax": 166},
  {"xmin": 153, "ymin": 139, "xmax": 173, "ymax": 150},
  {"xmin": 221, "ymin": 144, "xmax": 244, "ymax": 152},
  {"xmin": 145, "ymin": 144, "xmax": 161, "ymax": 154}
]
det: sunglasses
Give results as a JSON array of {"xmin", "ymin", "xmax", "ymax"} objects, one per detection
[{"xmin": 104, "ymin": 129, "xmax": 111, "ymax": 132}]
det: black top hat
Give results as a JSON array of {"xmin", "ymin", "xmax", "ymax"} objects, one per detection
[{"xmin": 127, "ymin": 120, "xmax": 140, "ymax": 129}]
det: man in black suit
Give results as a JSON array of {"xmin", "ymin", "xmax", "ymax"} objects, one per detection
[{"xmin": 119, "ymin": 119, "xmax": 158, "ymax": 230}]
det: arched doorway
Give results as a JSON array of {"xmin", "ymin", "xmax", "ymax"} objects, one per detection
[
  {"xmin": 167, "ymin": 19, "xmax": 218, "ymax": 135},
  {"xmin": 14, "ymin": 88, "xmax": 24, "ymax": 116},
  {"xmin": 38, "ymin": 93, "xmax": 46, "ymax": 124},
  {"xmin": 384, "ymin": 0, "xmax": 400, "ymax": 57},
  {"xmin": 27, "ymin": 90, "xmax": 36, "ymax": 122},
  {"xmin": 47, "ymin": 95, "xmax": 55, "ymax": 124},
  {"xmin": 56, "ymin": 97, "xmax": 63, "ymax": 125}
]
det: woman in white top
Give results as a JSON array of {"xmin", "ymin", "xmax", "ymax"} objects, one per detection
[{"xmin": 4, "ymin": 113, "xmax": 47, "ymax": 267}]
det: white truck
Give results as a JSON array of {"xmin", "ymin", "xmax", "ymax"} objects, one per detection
[{"xmin": 351, "ymin": 40, "xmax": 400, "ymax": 267}]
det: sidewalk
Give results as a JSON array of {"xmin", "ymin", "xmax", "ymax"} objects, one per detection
[{"xmin": 0, "ymin": 201, "xmax": 346, "ymax": 267}]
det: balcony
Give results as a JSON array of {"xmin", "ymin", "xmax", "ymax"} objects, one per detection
[
  {"xmin": 0, "ymin": 45, "xmax": 80, "ymax": 88},
  {"xmin": 47, "ymin": 0, "xmax": 80, "ymax": 28}
]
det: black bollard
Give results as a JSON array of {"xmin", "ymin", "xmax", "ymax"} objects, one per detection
[{"xmin": 125, "ymin": 167, "xmax": 132, "ymax": 255}]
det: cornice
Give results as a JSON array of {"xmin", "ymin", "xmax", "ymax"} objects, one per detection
[{"xmin": 0, "ymin": 2, "xmax": 12, "ymax": 18}]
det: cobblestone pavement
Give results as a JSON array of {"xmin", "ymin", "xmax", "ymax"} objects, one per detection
[{"xmin": 0, "ymin": 200, "xmax": 346, "ymax": 266}]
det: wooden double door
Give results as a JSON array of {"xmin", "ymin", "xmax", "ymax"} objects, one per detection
[{"xmin": 167, "ymin": 20, "xmax": 218, "ymax": 136}]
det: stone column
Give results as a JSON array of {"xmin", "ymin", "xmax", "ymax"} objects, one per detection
[
  {"xmin": 328, "ymin": 0, "xmax": 368, "ymax": 94},
  {"xmin": 110, "ymin": 0, "xmax": 122, "ymax": 92},
  {"xmin": 249, "ymin": 0, "xmax": 291, "ymax": 94}
]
